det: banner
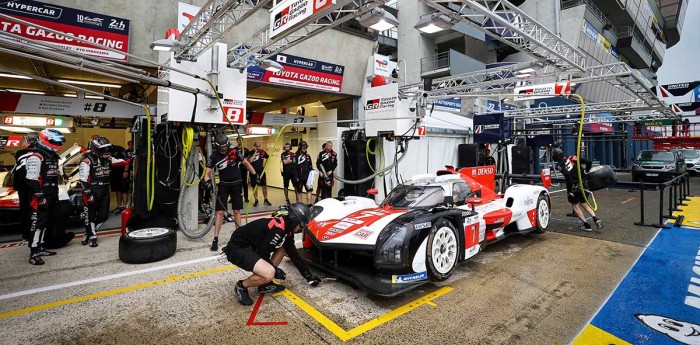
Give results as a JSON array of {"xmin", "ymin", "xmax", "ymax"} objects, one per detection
[
  {"xmin": 372, "ymin": 53, "xmax": 398, "ymax": 78},
  {"xmin": 657, "ymin": 81, "xmax": 700, "ymax": 98},
  {"xmin": 0, "ymin": 0, "xmax": 130, "ymax": 61},
  {"xmin": 247, "ymin": 53, "xmax": 344, "ymax": 93},
  {"xmin": 695, "ymin": 86, "xmax": 700, "ymax": 102},
  {"xmin": 178, "ymin": 2, "xmax": 203, "ymax": 34},
  {"xmin": 0, "ymin": 135, "xmax": 24, "ymax": 149},
  {"xmin": 433, "ymin": 98, "xmax": 462, "ymax": 113},
  {"xmin": 514, "ymin": 81, "xmax": 571, "ymax": 101},
  {"xmin": 474, "ymin": 113, "xmax": 508, "ymax": 144},
  {"xmin": 485, "ymin": 99, "xmax": 516, "ymax": 112},
  {"xmin": 269, "ymin": 0, "xmax": 336, "ymax": 39},
  {"xmin": 0, "ymin": 92, "xmax": 144, "ymax": 118},
  {"xmin": 248, "ymin": 113, "xmax": 317, "ymax": 128}
]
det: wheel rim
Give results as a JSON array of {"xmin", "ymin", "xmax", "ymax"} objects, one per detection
[
  {"xmin": 431, "ymin": 226, "xmax": 457, "ymax": 274},
  {"xmin": 128, "ymin": 228, "xmax": 169, "ymax": 238},
  {"xmin": 537, "ymin": 199, "xmax": 549, "ymax": 228}
]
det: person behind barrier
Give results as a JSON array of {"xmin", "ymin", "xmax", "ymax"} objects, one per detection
[
  {"xmin": 236, "ymin": 137, "xmax": 250, "ymax": 203},
  {"xmin": 80, "ymin": 137, "xmax": 131, "ymax": 248},
  {"xmin": 293, "ymin": 141, "xmax": 313, "ymax": 205},
  {"xmin": 204, "ymin": 134, "xmax": 258, "ymax": 252},
  {"xmin": 24, "ymin": 129, "xmax": 66, "ymax": 265},
  {"xmin": 247, "ymin": 141, "xmax": 271, "ymax": 207},
  {"xmin": 552, "ymin": 148, "xmax": 604, "ymax": 232},
  {"xmin": 12, "ymin": 132, "xmax": 38, "ymax": 242},
  {"xmin": 315, "ymin": 141, "xmax": 337, "ymax": 202},
  {"xmin": 682, "ymin": 118, "xmax": 691, "ymax": 137},
  {"xmin": 280, "ymin": 143, "xmax": 296, "ymax": 204},
  {"xmin": 224, "ymin": 203, "xmax": 321, "ymax": 305}
]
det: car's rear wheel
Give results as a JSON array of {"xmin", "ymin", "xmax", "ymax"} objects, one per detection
[
  {"xmin": 426, "ymin": 219, "xmax": 459, "ymax": 282},
  {"xmin": 533, "ymin": 193, "xmax": 550, "ymax": 234}
]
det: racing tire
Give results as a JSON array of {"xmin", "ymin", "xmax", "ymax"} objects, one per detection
[
  {"xmin": 119, "ymin": 228, "xmax": 177, "ymax": 264},
  {"xmin": 587, "ymin": 165, "xmax": 617, "ymax": 191},
  {"xmin": 426, "ymin": 219, "xmax": 459, "ymax": 282},
  {"xmin": 533, "ymin": 193, "xmax": 550, "ymax": 234}
]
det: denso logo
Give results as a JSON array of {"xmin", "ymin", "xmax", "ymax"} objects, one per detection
[{"xmin": 475, "ymin": 167, "xmax": 495, "ymax": 175}]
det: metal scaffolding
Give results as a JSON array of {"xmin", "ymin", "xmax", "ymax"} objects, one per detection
[{"xmin": 501, "ymin": 100, "xmax": 651, "ymax": 118}]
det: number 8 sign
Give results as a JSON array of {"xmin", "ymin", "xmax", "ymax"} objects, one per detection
[{"xmin": 223, "ymin": 107, "xmax": 246, "ymax": 125}]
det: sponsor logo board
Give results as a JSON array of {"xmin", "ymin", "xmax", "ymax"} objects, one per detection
[{"xmin": 391, "ymin": 271, "xmax": 428, "ymax": 284}]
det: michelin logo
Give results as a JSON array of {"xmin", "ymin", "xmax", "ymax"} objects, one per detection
[{"xmin": 392, "ymin": 271, "xmax": 427, "ymax": 283}]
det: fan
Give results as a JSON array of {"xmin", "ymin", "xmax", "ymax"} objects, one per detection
[{"xmin": 118, "ymin": 83, "xmax": 147, "ymax": 103}]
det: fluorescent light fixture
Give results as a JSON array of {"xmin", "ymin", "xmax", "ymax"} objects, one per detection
[
  {"xmin": 515, "ymin": 68, "xmax": 536, "ymax": 74},
  {"xmin": 0, "ymin": 72, "xmax": 31, "ymax": 80},
  {"xmin": 0, "ymin": 126, "xmax": 35, "ymax": 133},
  {"xmin": 58, "ymin": 79, "xmax": 121, "ymax": 88},
  {"xmin": 54, "ymin": 128, "xmax": 71, "ymax": 134},
  {"xmin": 63, "ymin": 93, "xmax": 77, "ymax": 98},
  {"xmin": 358, "ymin": 8, "xmax": 399, "ymax": 31},
  {"xmin": 414, "ymin": 13, "xmax": 455, "ymax": 34},
  {"xmin": 6, "ymin": 89, "xmax": 45, "ymax": 95},
  {"xmin": 63, "ymin": 93, "xmax": 106, "ymax": 99},
  {"xmin": 256, "ymin": 59, "xmax": 284, "ymax": 72},
  {"xmin": 150, "ymin": 38, "xmax": 182, "ymax": 51},
  {"xmin": 246, "ymin": 127, "xmax": 275, "ymax": 135},
  {"xmin": 246, "ymin": 98, "xmax": 273, "ymax": 103}
]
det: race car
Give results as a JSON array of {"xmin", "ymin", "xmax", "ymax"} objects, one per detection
[{"xmin": 298, "ymin": 165, "xmax": 551, "ymax": 297}]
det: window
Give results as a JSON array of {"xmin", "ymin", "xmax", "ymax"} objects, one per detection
[{"xmin": 451, "ymin": 182, "xmax": 471, "ymax": 206}]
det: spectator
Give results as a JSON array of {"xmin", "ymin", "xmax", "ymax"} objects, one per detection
[
  {"xmin": 682, "ymin": 118, "xmax": 691, "ymax": 137},
  {"xmin": 672, "ymin": 119, "xmax": 679, "ymax": 137}
]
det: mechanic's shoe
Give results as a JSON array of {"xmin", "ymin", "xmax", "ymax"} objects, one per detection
[
  {"xmin": 253, "ymin": 200, "xmax": 259, "ymax": 207},
  {"xmin": 244, "ymin": 198, "xmax": 249, "ymax": 203},
  {"xmin": 89, "ymin": 238, "xmax": 98, "ymax": 247},
  {"xmin": 257, "ymin": 282, "xmax": 286, "ymax": 294},
  {"xmin": 578, "ymin": 223, "xmax": 593, "ymax": 232},
  {"xmin": 37, "ymin": 248, "xmax": 57, "ymax": 256},
  {"xmin": 210, "ymin": 238, "xmax": 218, "ymax": 252},
  {"xmin": 235, "ymin": 280, "xmax": 253, "ymax": 306},
  {"xmin": 593, "ymin": 217, "xmax": 604, "ymax": 230},
  {"xmin": 81, "ymin": 235, "xmax": 89, "ymax": 246},
  {"xmin": 224, "ymin": 214, "xmax": 235, "ymax": 223},
  {"xmin": 263, "ymin": 199, "xmax": 272, "ymax": 206},
  {"xmin": 285, "ymin": 199, "xmax": 291, "ymax": 204},
  {"xmin": 114, "ymin": 207, "xmax": 124, "ymax": 215},
  {"xmin": 29, "ymin": 254, "xmax": 45, "ymax": 266}
]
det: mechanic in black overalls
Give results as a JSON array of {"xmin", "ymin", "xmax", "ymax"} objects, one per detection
[
  {"xmin": 552, "ymin": 148, "xmax": 603, "ymax": 232},
  {"xmin": 246, "ymin": 141, "xmax": 271, "ymax": 207},
  {"xmin": 293, "ymin": 141, "xmax": 313, "ymax": 205},
  {"xmin": 204, "ymin": 134, "xmax": 258, "ymax": 252},
  {"xmin": 280, "ymin": 143, "xmax": 296, "ymax": 204},
  {"xmin": 25, "ymin": 129, "xmax": 66, "ymax": 265},
  {"xmin": 315, "ymin": 141, "xmax": 337, "ymax": 202},
  {"xmin": 236, "ymin": 137, "xmax": 250, "ymax": 203},
  {"xmin": 12, "ymin": 132, "xmax": 38, "ymax": 242},
  {"xmin": 79, "ymin": 137, "xmax": 131, "ymax": 247},
  {"xmin": 225, "ymin": 203, "xmax": 320, "ymax": 305}
]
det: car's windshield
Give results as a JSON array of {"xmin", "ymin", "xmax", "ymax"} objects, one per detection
[
  {"xmin": 0, "ymin": 172, "xmax": 10, "ymax": 187},
  {"xmin": 637, "ymin": 151, "xmax": 674, "ymax": 162},
  {"xmin": 681, "ymin": 150, "xmax": 700, "ymax": 159},
  {"xmin": 381, "ymin": 185, "xmax": 445, "ymax": 209}
]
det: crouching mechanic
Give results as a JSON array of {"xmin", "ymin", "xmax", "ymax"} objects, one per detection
[
  {"xmin": 25, "ymin": 129, "xmax": 66, "ymax": 265},
  {"xmin": 80, "ymin": 137, "xmax": 131, "ymax": 247},
  {"xmin": 552, "ymin": 148, "xmax": 603, "ymax": 232},
  {"xmin": 225, "ymin": 203, "xmax": 321, "ymax": 305}
]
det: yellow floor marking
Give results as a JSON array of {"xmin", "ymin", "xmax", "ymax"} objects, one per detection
[
  {"xmin": 276, "ymin": 286, "xmax": 453, "ymax": 342},
  {"xmin": 572, "ymin": 324, "xmax": 632, "ymax": 345},
  {"xmin": 621, "ymin": 197, "xmax": 635, "ymax": 204},
  {"xmin": 424, "ymin": 301, "xmax": 437, "ymax": 307},
  {"xmin": 0, "ymin": 265, "xmax": 236, "ymax": 320},
  {"xmin": 673, "ymin": 196, "xmax": 700, "ymax": 229}
]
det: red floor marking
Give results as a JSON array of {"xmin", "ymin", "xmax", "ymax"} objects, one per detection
[{"xmin": 246, "ymin": 294, "xmax": 288, "ymax": 326}]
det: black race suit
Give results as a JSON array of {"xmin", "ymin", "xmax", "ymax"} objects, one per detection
[
  {"xmin": 80, "ymin": 154, "xmax": 130, "ymax": 239},
  {"xmin": 239, "ymin": 147, "xmax": 249, "ymax": 200},
  {"xmin": 294, "ymin": 150, "xmax": 313, "ymax": 193},
  {"xmin": 12, "ymin": 146, "xmax": 35, "ymax": 241},
  {"xmin": 556, "ymin": 155, "xmax": 593, "ymax": 204},
  {"xmin": 246, "ymin": 149, "xmax": 269, "ymax": 187},
  {"xmin": 281, "ymin": 150, "xmax": 296, "ymax": 189},
  {"xmin": 316, "ymin": 150, "xmax": 338, "ymax": 199},
  {"xmin": 208, "ymin": 148, "xmax": 245, "ymax": 211},
  {"xmin": 25, "ymin": 148, "xmax": 60, "ymax": 254}
]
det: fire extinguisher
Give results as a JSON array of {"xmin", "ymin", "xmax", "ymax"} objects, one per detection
[{"xmin": 121, "ymin": 207, "xmax": 133, "ymax": 234}]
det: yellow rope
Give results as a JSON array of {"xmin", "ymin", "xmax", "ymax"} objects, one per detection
[{"xmin": 571, "ymin": 93, "xmax": 598, "ymax": 211}]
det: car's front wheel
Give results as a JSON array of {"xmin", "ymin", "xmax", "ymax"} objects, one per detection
[
  {"xmin": 533, "ymin": 193, "xmax": 550, "ymax": 234},
  {"xmin": 426, "ymin": 219, "xmax": 459, "ymax": 282}
]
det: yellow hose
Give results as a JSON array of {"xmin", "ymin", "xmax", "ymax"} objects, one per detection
[
  {"xmin": 366, "ymin": 138, "xmax": 389, "ymax": 176},
  {"xmin": 143, "ymin": 106, "xmax": 155, "ymax": 211},
  {"xmin": 181, "ymin": 125, "xmax": 205, "ymax": 187},
  {"xmin": 571, "ymin": 93, "xmax": 597, "ymax": 211}
]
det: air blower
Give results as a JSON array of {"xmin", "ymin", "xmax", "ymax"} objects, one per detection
[{"xmin": 587, "ymin": 166, "xmax": 617, "ymax": 191}]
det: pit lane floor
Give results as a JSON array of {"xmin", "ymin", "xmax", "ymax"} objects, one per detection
[{"xmin": 0, "ymin": 176, "xmax": 697, "ymax": 344}]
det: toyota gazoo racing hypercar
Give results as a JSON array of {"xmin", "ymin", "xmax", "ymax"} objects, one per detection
[{"xmin": 298, "ymin": 166, "xmax": 551, "ymax": 297}]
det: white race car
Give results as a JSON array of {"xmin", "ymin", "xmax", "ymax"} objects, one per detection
[{"xmin": 299, "ymin": 166, "xmax": 551, "ymax": 296}]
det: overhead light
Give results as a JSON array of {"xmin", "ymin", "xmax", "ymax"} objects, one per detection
[
  {"xmin": 54, "ymin": 128, "xmax": 71, "ymax": 134},
  {"xmin": 150, "ymin": 38, "xmax": 182, "ymax": 52},
  {"xmin": 63, "ymin": 93, "xmax": 106, "ymax": 99},
  {"xmin": 63, "ymin": 93, "xmax": 77, "ymax": 98},
  {"xmin": 256, "ymin": 59, "xmax": 284, "ymax": 72},
  {"xmin": 0, "ymin": 126, "xmax": 35, "ymax": 133},
  {"xmin": 0, "ymin": 73, "xmax": 31, "ymax": 80},
  {"xmin": 246, "ymin": 126, "xmax": 275, "ymax": 135},
  {"xmin": 246, "ymin": 98, "xmax": 273, "ymax": 103},
  {"xmin": 6, "ymin": 89, "xmax": 45, "ymax": 95},
  {"xmin": 515, "ymin": 68, "xmax": 536, "ymax": 74},
  {"xmin": 358, "ymin": 8, "xmax": 399, "ymax": 31},
  {"xmin": 58, "ymin": 79, "xmax": 121, "ymax": 88},
  {"xmin": 414, "ymin": 13, "xmax": 455, "ymax": 34}
]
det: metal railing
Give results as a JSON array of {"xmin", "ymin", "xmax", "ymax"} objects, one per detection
[{"xmin": 420, "ymin": 51, "xmax": 450, "ymax": 75}]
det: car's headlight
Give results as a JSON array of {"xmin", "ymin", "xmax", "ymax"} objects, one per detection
[
  {"xmin": 375, "ymin": 224, "xmax": 408, "ymax": 265},
  {"xmin": 310, "ymin": 206, "xmax": 323, "ymax": 220}
]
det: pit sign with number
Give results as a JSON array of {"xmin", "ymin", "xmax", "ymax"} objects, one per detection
[{"xmin": 223, "ymin": 107, "xmax": 245, "ymax": 125}]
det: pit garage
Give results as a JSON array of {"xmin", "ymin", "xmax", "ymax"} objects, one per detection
[{"xmin": 0, "ymin": 0, "xmax": 699, "ymax": 344}]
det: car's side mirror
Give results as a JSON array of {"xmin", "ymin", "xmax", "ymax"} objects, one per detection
[
  {"xmin": 367, "ymin": 188, "xmax": 378, "ymax": 196},
  {"xmin": 467, "ymin": 196, "xmax": 482, "ymax": 212}
]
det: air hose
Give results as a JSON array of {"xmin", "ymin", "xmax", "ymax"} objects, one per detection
[
  {"xmin": 366, "ymin": 138, "xmax": 390, "ymax": 177},
  {"xmin": 181, "ymin": 126, "xmax": 205, "ymax": 187},
  {"xmin": 177, "ymin": 127, "xmax": 215, "ymax": 239},
  {"xmin": 143, "ymin": 106, "xmax": 155, "ymax": 211},
  {"xmin": 572, "ymin": 93, "xmax": 598, "ymax": 211}
]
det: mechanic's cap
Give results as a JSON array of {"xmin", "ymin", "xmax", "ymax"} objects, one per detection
[
  {"xmin": 286, "ymin": 202, "xmax": 311, "ymax": 227},
  {"xmin": 552, "ymin": 148, "xmax": 564, "ymax": 161}
]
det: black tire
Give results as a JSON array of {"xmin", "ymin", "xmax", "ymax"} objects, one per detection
[
  {"xmin": 587, "ymin": 166, "xmax": 617, "ymax": 191},
  {"xmin": 426, "ymin": 219, "xmax": 459, "ymax": 282},
  {"xmin": 533, "ymin": 193, "xmax": 550, "ymax": 234},
  {"xmin": 119, "ymin": 228, "xmax": 177, "ymax": 264}
]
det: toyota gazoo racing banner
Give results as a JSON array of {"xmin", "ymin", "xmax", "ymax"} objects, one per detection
[
  {"xmin": 0, "ymin": 135, "xmax": 24, "ymax": 149},
  {"xmin": 514, "ymin": 81, "xmax": 571, "ymax": 101},
  {"xmin": 0, "ymin": 0, "xmax": 130, "ymax": 60},
  {"xmin": 247, "ymin": 53, "xmax": 344, "ymax": 93},
  {"xmin": 269, "ymin": 0, "xmax": 335, "ymax": 39}
]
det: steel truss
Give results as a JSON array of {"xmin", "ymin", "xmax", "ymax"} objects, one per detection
[
  {"xmin": 501, "ymin": 100, "xmax": 650, "ymax": 118},
  {"xmin": 174, "ymin": 0, "xmax": 272, "ymax": 61},
  {"xmin": 228, "ymin": 0, "xmax": 389, "ymax": 68},
  {"xmin": 522, "ymin": 112, "xmax": 672, "ymax": 125}
]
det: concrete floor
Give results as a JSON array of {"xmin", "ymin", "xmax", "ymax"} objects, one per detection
[{"xmin": 0, "ymin": 175, "xmax": 697, "ymax": 344}]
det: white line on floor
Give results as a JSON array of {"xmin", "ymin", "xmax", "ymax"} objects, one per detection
[{"xmin": 0, "ymin": 254, "xmax": 224, "ymax": 302}]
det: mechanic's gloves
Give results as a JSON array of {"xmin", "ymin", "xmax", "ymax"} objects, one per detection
[
  {"xmin": 83, "ymin": 189, "xmax": 94, "ymax": 204},
  {"xmin": 33, "ymin": 192, "xmax": 47, "ymax": 208},
  {"xmin": 254, "ymin": 174, "xmax": 262, "ymax": 186},
  {"xmin": 274, "ymin": 267, "xmax": 286, "ymax": 280},
  {"xmin": 204, "ymin": 180, "xmax": 214, "ymax": 191},
  {"xmin": 305, "ymin": 274, "xmax": 321, "ymax": 287}
]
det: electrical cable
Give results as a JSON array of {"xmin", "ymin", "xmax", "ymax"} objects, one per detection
[{"xmin": 572, "ymin": 93, "xmax": 598, "ymax": 211}]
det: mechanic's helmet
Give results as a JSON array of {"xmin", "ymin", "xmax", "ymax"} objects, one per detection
[
  {"xmin": 88, "ymin": 136, "xmax": 112, "ymax": 158},
  {"xmin": 299, "ymin": 141, "xmax": 308, "ymax": 150},
  {"xmin": 37, "ymin": 129, "xmax": 65, "ymax": 153},
  {"xmin": 213, "ymin": 133, "xmax": 230, "ymax": 152},
  {"xmin": 286, "ymin": 202, "xmax": 311, "ymax": 229},
  {"xmin": 552, "ymin": 148, "xmax": 564, "ymax": 162}
]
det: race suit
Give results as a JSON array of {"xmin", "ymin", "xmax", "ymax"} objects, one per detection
[
  {"xmin": 12, "ymin": 146, "xmax": 35, "ymax": 241},
  {"xmin": 293, "ymin": 150, "xmax": 313, "ymax": 192},
  {"xmin": 246, "ymin": 149, "xmax": 269, "ymax": 187},
  {"xmin": 207, "ymin": 148, "xmax": 245, "ymax": 211},
  {"xmin": 281, "ymin": 150, "xmax": 296, "ymax": 190},
  {"xmin": 316, "ymin": 149, "xmax": 338, "ymax": 199},
  {"xmin": 25, "ymin": 148, "xmax": 60, "ymax": 253},
  {"xmin": 556, "ymin": 155, "xmax": 593, "ymax": 204},
  {"xmin": 238, "ymin": 147, "xmax": 250, "ymax": 200},
  {"xmin": 79, "ymin": 154, "xmax": 130, "ymax": 239}
]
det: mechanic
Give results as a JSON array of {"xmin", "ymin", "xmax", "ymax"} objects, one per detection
[
  {"xmin": 12, "ymin": 132, "xmax": 38, "ymax": 242},
  {"xmin": 224, "ymin": 203, "xmax": 321, "ymax": 305},
  {"xmin": 204, "ymin": 134, "xmax": 258, "ymax": 252},
  {"xmin": 110, "ymin": 143, "xmax": 130, "ymax": 215},
  {"xmin": 552, "ymin": 148, "xmax": 604, "ymax": 232},
  {"xmin": 25, "ymin": 129, "xmax": 66, "ymax": 265},
  {"xmin": 293, "ymin": 141, "xmax": 314, "ymax": 205},
  {"xmin": 236, "ymin": 137, "xmax": 250, "ymax": 203},
  {"xmin": 280, "ymin": 143, "xmax": 296, "ymax": 204},
  {"xmin": 246, "ymin": 141, "xmax": 271, "ymax": 207},
  {"xmin": 79, "ymin": 137, "xmax": 131, "ymax": 247},
  {"xmin": 315, "ymin": 141, "xmax": 337, "ymax": 202}
]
